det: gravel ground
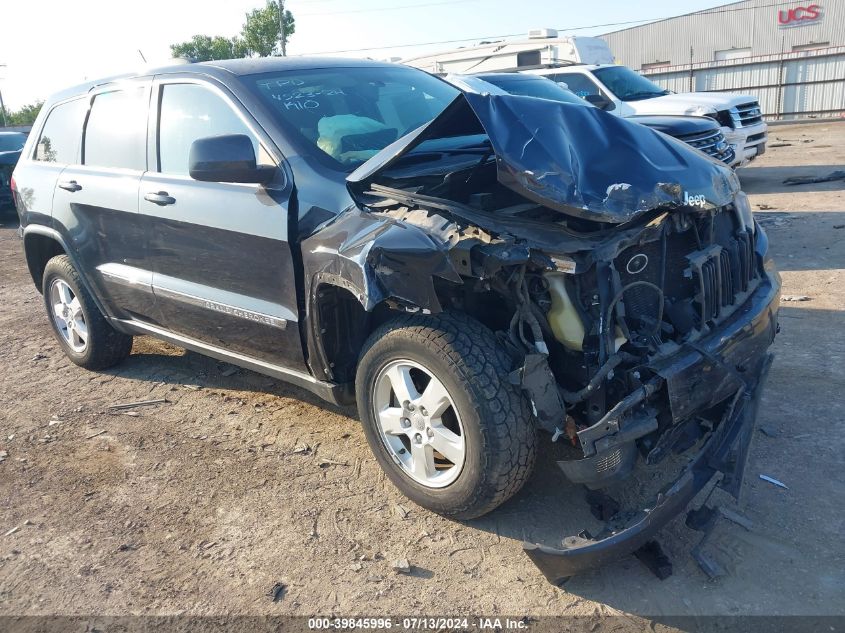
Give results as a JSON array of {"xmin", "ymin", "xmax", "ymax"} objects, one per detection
[{"xmin": 1, "ymin": 121, "xmax": 844, "ymax": 624}]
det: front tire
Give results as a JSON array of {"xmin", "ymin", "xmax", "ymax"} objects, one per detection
[
  {"xmin": 42, "ymin": 255, "xmax": 133, "ymax": 370},
  {"xmin": 356, "ymin": 311, "xmax": 537, "ymax": 520}
]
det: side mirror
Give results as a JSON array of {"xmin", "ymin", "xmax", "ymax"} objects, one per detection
[
  {"xmin": 189, "ymin": 134, "xmax": 274, "ymax": 184},
  {"xmin": 584, "ymin": 94, "xmax": 615, "ymax": 111}
]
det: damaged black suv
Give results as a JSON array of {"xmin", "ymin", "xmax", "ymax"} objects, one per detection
[{"xmin": 13, "ymin": 58, "xmax": 780, "ymax": 582}]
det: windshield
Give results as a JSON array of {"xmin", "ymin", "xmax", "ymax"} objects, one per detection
[
  {"xmin": 478, "ymin": 76, "xmax": 588, "ymax": 106},
  {"xmin": 592, "ymin": 66, "xmax": 669, "ymax": 101},
  {"xmin": 250, "ymin": 66, "xmax": 459, "ymax": 171},
  {"xmin": 0, "ymin": 133, "xmax": 26, "ymax": 152}
]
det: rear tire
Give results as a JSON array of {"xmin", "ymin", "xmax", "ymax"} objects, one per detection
[
  {"xmin": 356, "ymin": 311, "xmax": 537, "ymax": 520},
  {"xmin": 42, "ymin": 255, "xmax": 133, "ymax": 370}
]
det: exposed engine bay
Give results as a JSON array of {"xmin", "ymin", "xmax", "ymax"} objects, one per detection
[{"xmin": 353, "ymin": 185, "xmax": 763, "ymax": 488}]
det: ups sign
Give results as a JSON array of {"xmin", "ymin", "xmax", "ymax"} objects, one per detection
[{"xmin": 778, "ymin": 4, "xmax": 823, "ymax": 27}]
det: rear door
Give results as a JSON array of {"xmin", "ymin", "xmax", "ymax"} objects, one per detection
[
  {"xmin": 50, "ymin": 80, "xmax": 156, "ymax": 321},
  {"xmin": 140, "ymin": 76, "xmax": 305, "ymax": 370}
]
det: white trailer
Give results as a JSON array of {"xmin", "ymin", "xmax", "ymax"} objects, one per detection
[{"xmin": 402, "ymin": 30, "xmax": 613, "ymax": 75}]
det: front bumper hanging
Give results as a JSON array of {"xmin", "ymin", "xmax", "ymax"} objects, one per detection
[
  {"xmin": 523, "ymin": 267, "xmax": 780, "ymax": 584},
  {"xmin": 524, "ymin": 352, "xmax": 772, "ymax": 585}
]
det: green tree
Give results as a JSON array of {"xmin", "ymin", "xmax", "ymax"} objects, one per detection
[
  {"xmin": 3, "ymin": 101, "xmax": 43, "ymax": 126},
  {"xmin": 241, "ymin": 1, "xmax": 295, "ymax": 57},
  {"xmin": 170, "ymin": 35, "xmax": 248, "ymax": 62},
  {"xmin": 169, "ymin": 1, "xmax": 295, "ymax": 62}
]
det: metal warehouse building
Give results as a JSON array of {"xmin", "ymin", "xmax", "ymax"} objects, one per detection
[{"xmin": 601, "ymin": 0, "xmax": 845, "ymax": 119}]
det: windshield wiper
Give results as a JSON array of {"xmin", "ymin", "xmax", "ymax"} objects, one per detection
[{"xmin": 464, "ymin": 148, "xmax": 495, "ymax": 185}]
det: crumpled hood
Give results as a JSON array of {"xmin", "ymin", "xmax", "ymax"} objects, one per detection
[{"xmin": 350, "ymin": 92, "xmax": 740, "ymax": 224}]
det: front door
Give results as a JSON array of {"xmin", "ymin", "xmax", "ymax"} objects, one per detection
[
  {"xmin": 140, "ymin": 77, "xmax": 305, "ymax": 370},
  {"xmin": 549, "ymin": 71, "xmax": 622, "ymax": 113}
]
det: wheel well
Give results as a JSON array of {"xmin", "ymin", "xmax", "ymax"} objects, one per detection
[
  {"xmin": 24, "ymin": 233, "xmax": 66, "ymax": 293},
  {"xmin": 313, "ymin": 284, "xmax": 404, "ymax": 384},
  {"xmin": 314, "ymin": 284, "xmax": 368, "ymax": 384}
]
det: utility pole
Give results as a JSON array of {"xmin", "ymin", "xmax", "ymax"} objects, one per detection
[
  {"xmin": 279, "ymin": 0, "xmax": 287, "ymax": 56},
  {"xmin": 0, "ymin": 64, "xmax": 7, "ymax": 127}
]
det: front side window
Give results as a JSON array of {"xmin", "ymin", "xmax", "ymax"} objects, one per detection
[
  {"xmin": 249, "ymin": 66, "xmax": 459, "ymax": 171},
  {"xmin": 157, "ymin": 83, "xmax": 266, "ymax": 176},
  {"xmin": 591, "ymin": 66, "xmax": 670, "ymax": 101},
  {"xmin": 84, "ymin": 88, "xmax": 148, "ymax": 170},
  {"xmin": 549, "ymin": 73, "xmax": 601, "ymax": 99},
  {"xmin": 34, "ymin": 99, "xmax": 87, "ymax": 164}
]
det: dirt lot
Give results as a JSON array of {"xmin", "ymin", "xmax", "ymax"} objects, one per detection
[{"xmin": 1, "ymin": 121, "xmax": 844, "ymax": 625}]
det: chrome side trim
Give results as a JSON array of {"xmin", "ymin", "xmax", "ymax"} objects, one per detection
[
  {"xmin": 154, "ymin": 285, "xmax": 288, "ymax": 330},
  {"xmin": 98, "ymin": 264, "xmax": 290, "ymax": 329},
  {"xmin": 97, "ymin": 262, "xmax": 153, "ymax": 290},
  {"xmin": 114, "ymin": 319, "xmax": 354, "ymax": 406},
  {"xmin": 154, "ymin": 271, "xmax": 294, "ymax": 330}
]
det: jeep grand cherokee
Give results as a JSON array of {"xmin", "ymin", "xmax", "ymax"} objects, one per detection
[{"xmin": 12, "ymin": 58, "xmax": 780, "ymax": 582}]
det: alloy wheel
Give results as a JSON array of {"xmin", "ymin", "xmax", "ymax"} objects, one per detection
[
  {"xmin": 372, "ymin": 359, "xmax": 466, "ymax": 488},
  {"xmin": 49, "ymin": 279, "xmax": 88, "ymax": 353}
]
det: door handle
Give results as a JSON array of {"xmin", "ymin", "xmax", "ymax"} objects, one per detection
[
  {"xmin": 144, "ymin": 191, "xmax": 176, "ymax": 206},
  {"xmin": 58, "ymin": 180, "xmax": 82, "ymax": 192}
]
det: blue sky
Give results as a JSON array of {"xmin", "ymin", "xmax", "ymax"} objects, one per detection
[{"xmin": 1, "ymin": 0, "xmax": 727, "ymax": 109}]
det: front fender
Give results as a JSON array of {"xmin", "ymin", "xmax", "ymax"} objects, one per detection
[
  {"xmin": 302, "ymin": 206, "xmax": 462, "ymax": 315},
  {"xmin": 301, "ymin": 206, "xmax": 464, "ymax": 383}
]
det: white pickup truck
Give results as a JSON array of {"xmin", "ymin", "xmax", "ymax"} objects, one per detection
[
  {"xmin": 525, "ymin": 64, "xmax": 767, "ymax": 166},
  {"xmin": 402, "ymin": 32, "xmax": 768, "ymax": 166}
]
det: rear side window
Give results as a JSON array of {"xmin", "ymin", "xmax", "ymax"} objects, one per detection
[
  {"xmin": 157, "ymin": 83, "xmax": 261, "ymax": 176},
  {"xmin": 482, "ymin": 77, "xmax": 587, "ymax": 105},
  {"xmin": 34, "ymin": 99, "xmax": 87, "ymax": 164},
  {"xmin": 83, "ymin": 88, "xmax": 148, "ymax": 170}
]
